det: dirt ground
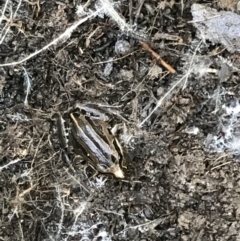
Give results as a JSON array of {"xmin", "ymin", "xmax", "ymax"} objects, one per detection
[{"xmin": 1, "ymin": 0, "xmax": 240, "ymax": 240}]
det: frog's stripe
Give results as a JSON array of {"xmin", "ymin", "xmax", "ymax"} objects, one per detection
[{"xmin": 70, "ymin": 113, "xmax": 116, "ymax": 168}]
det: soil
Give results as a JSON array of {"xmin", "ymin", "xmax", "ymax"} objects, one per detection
[{"xmin": 1, "ymin": 0, "xmax": 240, "ymax": 240}]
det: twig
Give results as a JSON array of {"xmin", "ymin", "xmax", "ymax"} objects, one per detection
[
  {"xmin": 64, "ymin": 167, "xmax": 89, "ymax": 193},
  {"xmin": 134, "ymin": 0, "xmax": 145, "ymax": 24},
  {"xmin": 140, "ymin": 41, "xmax": 176, "ymax": 74},
  {"xmin": 139, "ymin": 40, "xmax": 204, "ymax": 126},
  {"xmin": 18, "ymin": 219, "xmax": 25, "ymax": 241},
  {"xmin": 56, "ymin": 185, "xmax": 65, "ymax": 239},
  {"xmin": 115, "ymin": 217, "xmax": 166, "ymax": 235},
  {"xmin": 182, "ymin": 40, "xmax": 202, "ymax": 89},
  {"xmin": 22, "ymin": 67, "xmax": 32, "ymax": 105},
  {"xmin": 96, "ymin": 208, "xmax": 123, "ymax": 216},
  {"xmin": 0, "ymin": 158, "xmax": 22, "ymax": 172},
  {"xmin": 99, "ymin": 0, "xmax": 133, "ymax": 33},
  {"xmin": 99, "ymin": 0, "xmax": 148, "ymax": 41},
  {"xmin": 205, "ymin": 154, "xmax": 231, "ymax": 175},
  {"xmin": 188, "ymin": 14, "xmax": 221, "ymax": 24},
  {"xmin": 66, "ymin": 201, "xmax": 88, "ymax": 239},
  {"xmin": 210, "ymin": 161, "xmax": 232, "ymax": 171},
  {"xmin": 93, "ymin": 50, "xmax": 138, "ymax": 64}
]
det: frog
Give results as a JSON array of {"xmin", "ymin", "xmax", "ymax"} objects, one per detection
[{"xmin": 57, "ymin": 103, "xmax": 127, "ymax": 178}]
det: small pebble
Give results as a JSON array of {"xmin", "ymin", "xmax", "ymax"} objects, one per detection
[{"xmin": 115, "ymin": 40, "xmax": 130, "ymax": 55}]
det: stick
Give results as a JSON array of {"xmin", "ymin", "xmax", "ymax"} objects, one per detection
[{"xmin": 140, "ymin": 41, "xmax": 176, "ymax": 74}]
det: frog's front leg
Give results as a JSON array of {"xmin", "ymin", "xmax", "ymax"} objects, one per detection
[
  {"xmin": 111, "ymin": 123, "xmax": 123, "ymax": 136},
  {"xmin": 111, "ymin": 123, "xmax": 130, "ymax": 170},
  {"xmin": 111, "ymin": 123, "xmax": 131, "ymax": 143}
]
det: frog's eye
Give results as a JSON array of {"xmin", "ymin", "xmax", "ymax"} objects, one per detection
[
  {"xmin": 99, "ymin": 163, "xmax": 108, "ymax": 170},
  {"xmin": 71, "ymin": 111, "xmax": 81, "ymax": 118}
]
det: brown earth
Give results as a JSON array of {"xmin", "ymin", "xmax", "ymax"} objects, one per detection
[{"xmin": 1, "ymin": 0, "xmax": 240, "ymax": 240}]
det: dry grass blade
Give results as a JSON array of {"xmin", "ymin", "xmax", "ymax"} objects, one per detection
[{"xmin": 139, "ymin": 73, "xmax": 190, "ymax": 127}]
